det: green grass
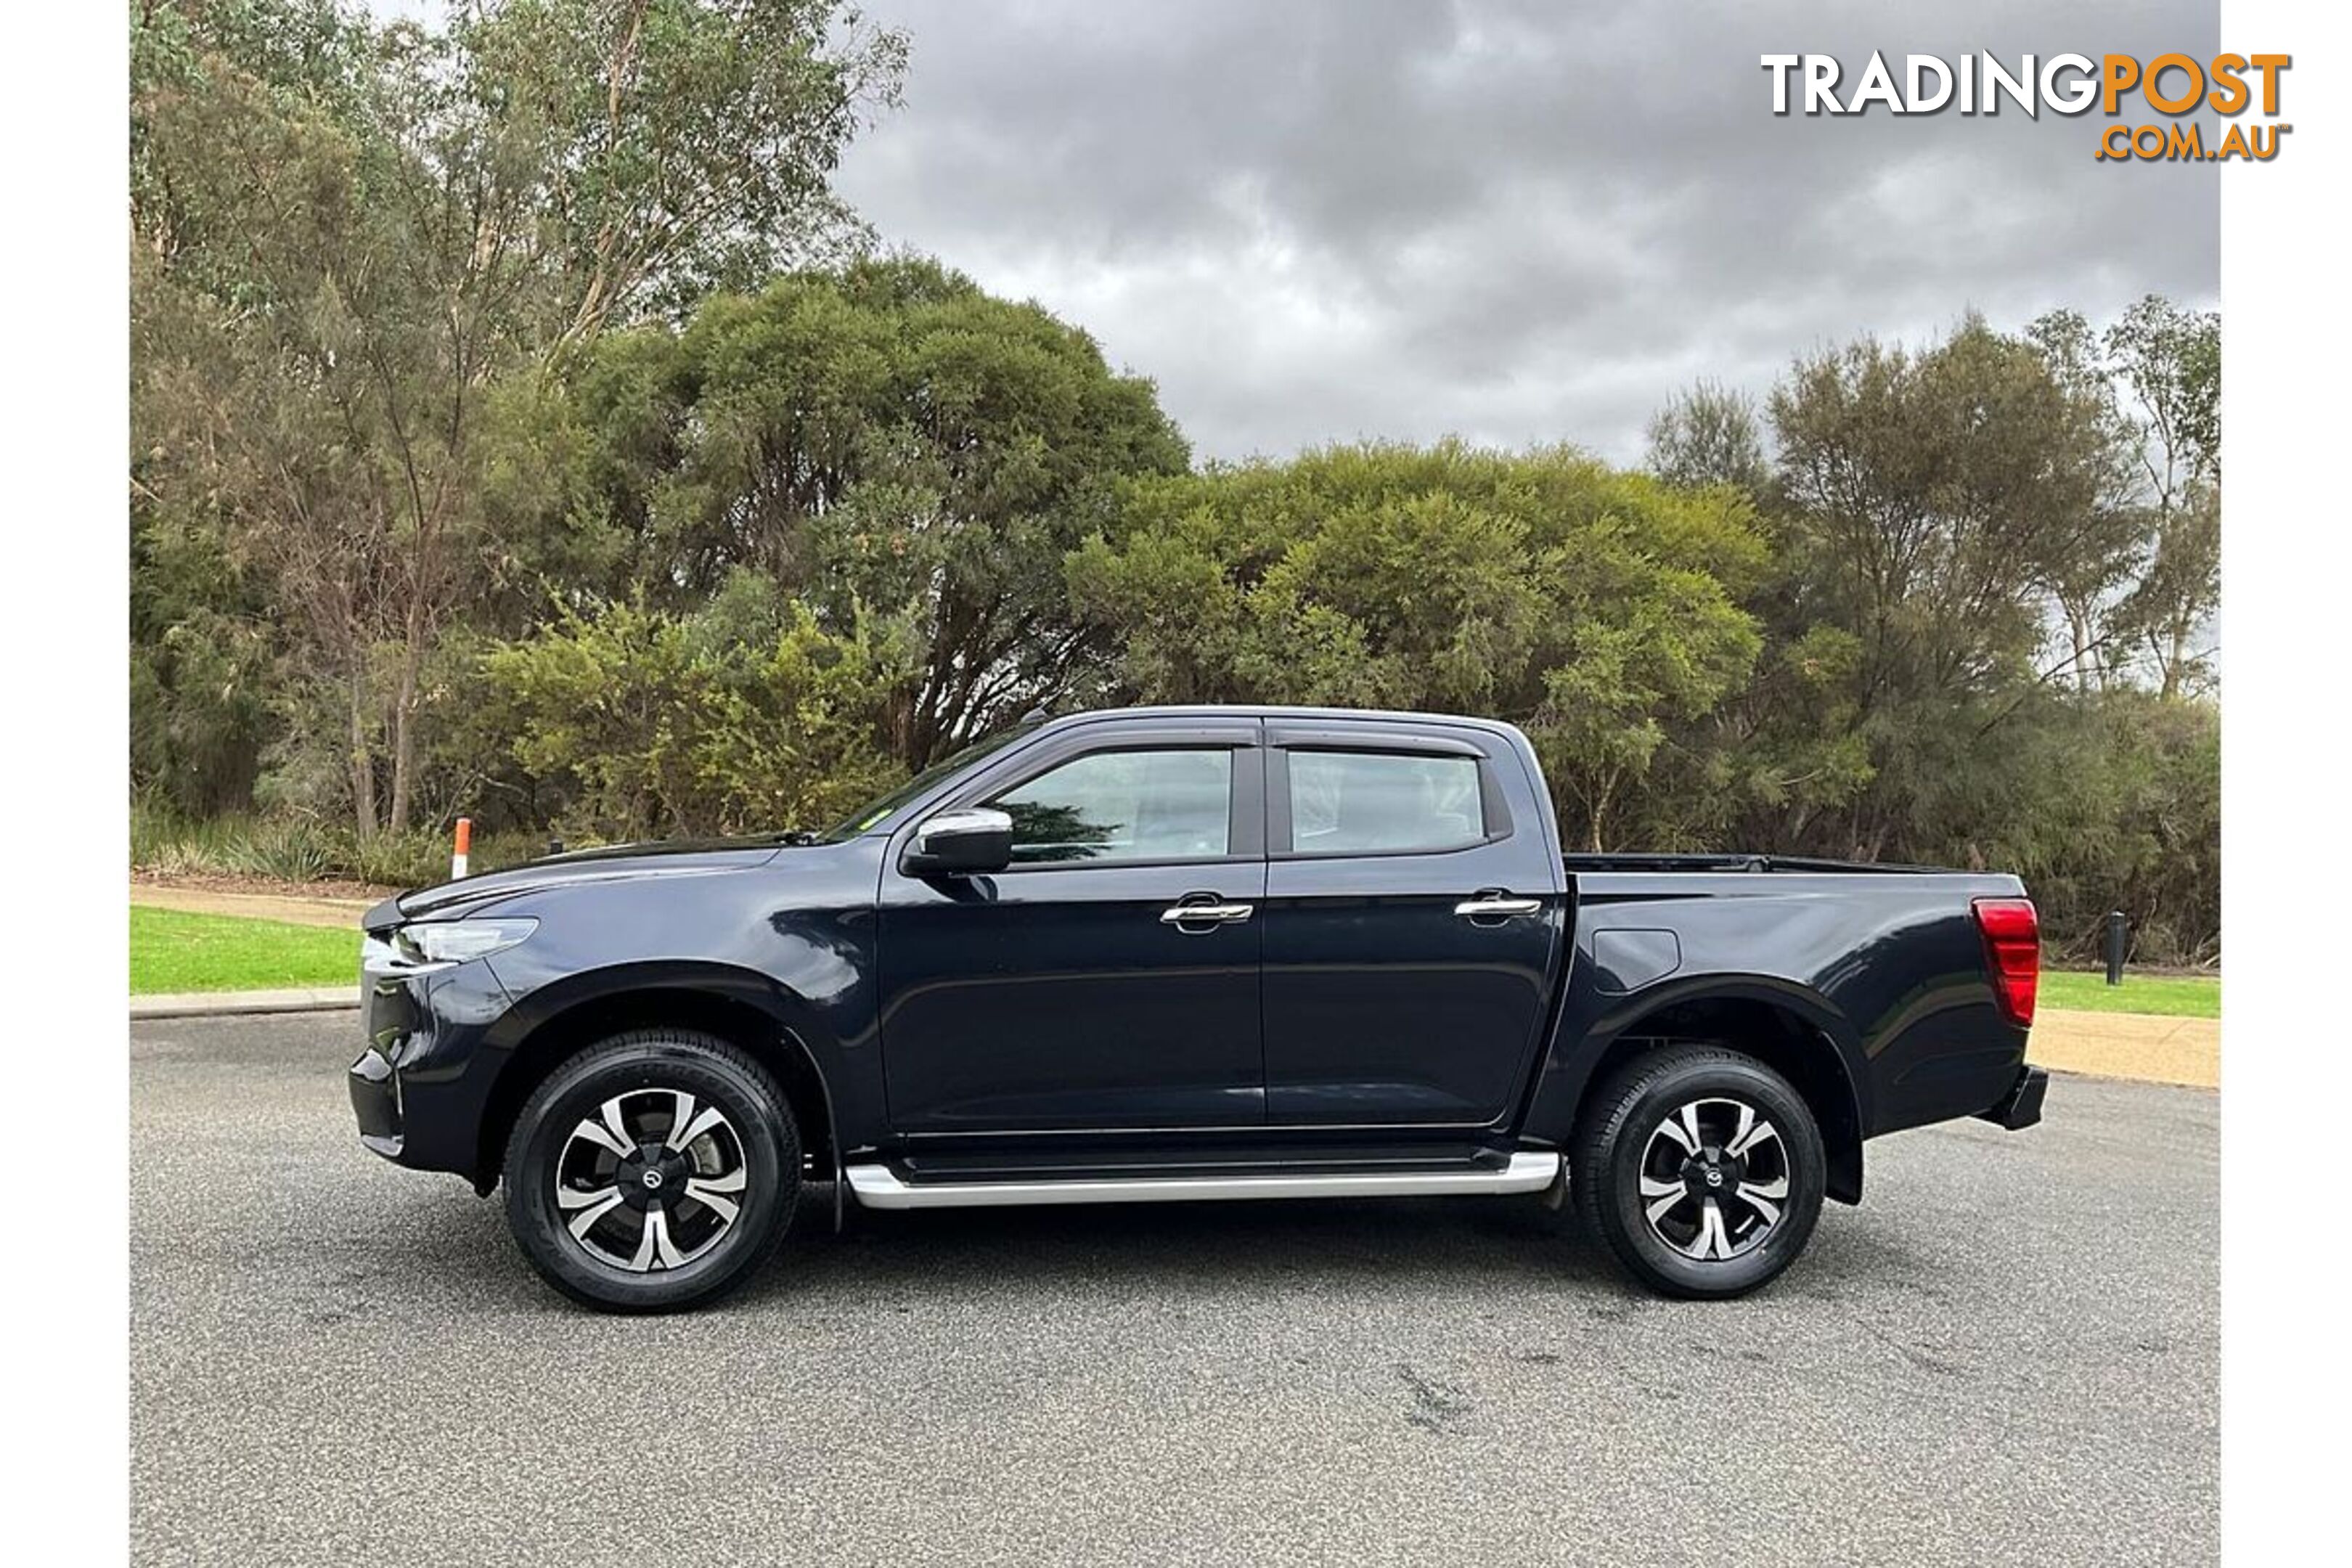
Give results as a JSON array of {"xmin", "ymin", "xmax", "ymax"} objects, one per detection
[
  {"xmin": 131, "ymin": 907, "xmax": 359, "ymax": 995},
  {"xmin": 2041, "ymin": 968, "xmax": 2219, "ymax": 1018}
]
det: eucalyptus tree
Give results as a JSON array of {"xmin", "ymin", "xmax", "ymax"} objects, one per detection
[
  {"xmin": 2104, "ymin": 296, "xmax": 2221, "ymax": 696},
  {"xmin": 1765, "ymin": 316, "xmax": 2123, "ymax": 858},
  {"xmin": 1645, "ymin": 379, "xmax": 1771, "ymax": 497},
  {"xmin": 536, "ymin": 258, "xmax": 1192, "ymax": 769},
  {"xmin": 2022, "ymin": 307, "xmax": 2152, "ymax": 691},
  {"xmin": 130, "ymin": 0, "xmax": 905, "ymax": 836}
]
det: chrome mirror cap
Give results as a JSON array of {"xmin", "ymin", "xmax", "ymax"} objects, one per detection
[{"xmin": 904, "ymin": 807, "xmax": 1014, "ymax": 876}]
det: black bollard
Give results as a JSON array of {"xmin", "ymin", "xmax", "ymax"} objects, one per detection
[
  {"xmin": 2104, "ymin": 910, "xmax": 2128, "ymax": 986},
  {"xmin": 548, "ymin": 836, "xmax": 565, "ymax": 857}
]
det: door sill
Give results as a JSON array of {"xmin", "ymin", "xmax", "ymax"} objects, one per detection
[{"xmin": 844, "ymin": 1151, "xmax": 1561, "ymax": 1210}]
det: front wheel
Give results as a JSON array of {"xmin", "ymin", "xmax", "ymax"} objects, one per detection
[
  {"xmin": 1574, "ymin": 1045, "xmax": 1826, "ymax": 1299},
  {"xmin": 503, "ymin": 1029, "xmax": 801, "ymax": 1312}
]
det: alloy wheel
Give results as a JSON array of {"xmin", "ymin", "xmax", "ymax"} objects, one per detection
[
  {"xmin": 555, "ymin": 1087, "xmax": 749, "ymax": 1272},
  {"xmin": 1636, "ymin": 1095, "xmax": 1792, "ymax": 1262}
]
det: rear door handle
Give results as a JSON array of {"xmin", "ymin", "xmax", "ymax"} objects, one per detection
[
  {"xmin": 1161, "ymin": 902, "xmax": 1254, "ymax": 928},
  {"xmin": 1455, "ymin": 894, "xmax": 1542, "ymax": 920}
]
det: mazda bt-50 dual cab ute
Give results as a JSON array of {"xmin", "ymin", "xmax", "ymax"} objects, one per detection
[{"xmin": 350, "ymin": 705, "xmax": 2047, "ymax": 1312}]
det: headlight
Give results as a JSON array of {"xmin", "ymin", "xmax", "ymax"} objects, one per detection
[{"xmin": 394, "ymin": 918, "xmax": 538, "ymax": 969}]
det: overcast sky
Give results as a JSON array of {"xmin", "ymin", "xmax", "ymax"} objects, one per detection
[
  {"xmin": 371, "ymin": 0, "xmax": 2222, "ymax": 467},
  {"xmin": 830, "ymin": 0, "xmax": 2219, "ymax": 465}
]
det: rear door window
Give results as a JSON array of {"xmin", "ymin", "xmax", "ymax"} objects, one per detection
[{"xmin": 1287, "ymin": 750, "xmax": 1485, "ymax": 854}]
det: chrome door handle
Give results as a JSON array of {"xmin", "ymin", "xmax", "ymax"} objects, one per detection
[
  {"xmin": 1455, "ymin": 895, "xmax": 1542, "ymax": 920},
  {"xmin": 1160, "ymin": 902, "xmax": 1254, "ymax": 927}
]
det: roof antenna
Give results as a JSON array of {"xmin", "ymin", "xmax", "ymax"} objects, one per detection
[{"xmin": 1020, "ymin": 704, "xmax": 1050, "ymax": 724}]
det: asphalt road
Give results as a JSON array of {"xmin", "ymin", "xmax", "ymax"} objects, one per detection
[{"xmin": 131, "ymin": 1013, "xmax": 2218, "ymax": 1567}]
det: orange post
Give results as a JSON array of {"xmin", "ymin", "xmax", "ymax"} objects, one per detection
[{"xmin": 452, "ymin": 817, "xmax": 473, "ymax": 880}]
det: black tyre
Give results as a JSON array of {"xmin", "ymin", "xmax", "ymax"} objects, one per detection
[
  {"xmin": 503, "ymin": 1029, "xmax": 800, "ymax": 1312},
  {"xmin": 1574, "ymin": 1045, "xmax": 1826, "ymax": 1299}
]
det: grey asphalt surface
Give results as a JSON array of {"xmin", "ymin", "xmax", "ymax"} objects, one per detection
[{"xmin": 131, "ymin": 1013, "xmax": 2217, "ymax": 1567}]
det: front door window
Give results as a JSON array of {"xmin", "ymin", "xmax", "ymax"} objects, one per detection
[{"xmin": 994, "ymin": 748, "xmax": 1235, "ymax": 864}]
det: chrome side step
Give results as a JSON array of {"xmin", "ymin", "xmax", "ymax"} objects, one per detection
[{"xmin": 844, "ymin": 1151, "xmax": 1562, "ymax": 1210}]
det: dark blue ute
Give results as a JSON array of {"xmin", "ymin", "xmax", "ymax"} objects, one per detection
[{"xmin": 349, "ymin": 705, "xmax": 2046, "ymax": 1310}]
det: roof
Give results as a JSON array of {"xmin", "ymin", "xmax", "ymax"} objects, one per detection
[{"xmin": 1030, "ymin": 703, "xmax": 1525, "ymax": 738}]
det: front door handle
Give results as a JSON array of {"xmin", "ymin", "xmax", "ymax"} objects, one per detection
[
  {"xmin": 1455, "ymin": 894, "xmax": 1542, "ymax": 920},
  {"xmin": 1160, "ymin": 901, "xmax": 1254, "ymax": 928}
]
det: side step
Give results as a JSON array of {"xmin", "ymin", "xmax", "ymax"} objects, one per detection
[{"xmin": 844, "ymin": 1151, "xmax": 1561, "ymax": 1210}]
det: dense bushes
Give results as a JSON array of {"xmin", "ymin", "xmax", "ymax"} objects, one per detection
[
  {"xmin": 1998, "ymin": 695, "xmax": 2219, "ymax": 963},
  {"xmin": 474, "ymin": 577, "xmax": 912, "ymax": 841},
  {"xmin": 128, "ymin": 300, "xmax": 2224, "ymax": 963},
  {"xmin": 1066, "ymin": 443, "xmax": 1768, "ymax": 853},
  {"xmin": 128, "ymin": 5, "xmax": 2219, "ymax": 965}
]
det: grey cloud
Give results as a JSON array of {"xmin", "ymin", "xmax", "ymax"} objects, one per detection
[
  {"xmin": 363, "ymin": 1, "xmax": 2221, "ymax": 459},
  {"xmin": 833, "ymin": 0, "xmax": 2221, "ymax": 464}
]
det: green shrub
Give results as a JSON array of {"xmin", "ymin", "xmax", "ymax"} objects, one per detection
[{"xmin": 477, "ymin": 579, "xmax": 910, "ymax": 842}]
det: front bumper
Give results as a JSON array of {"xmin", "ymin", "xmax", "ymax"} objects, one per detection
[
  {"xmin": 348, "ymin": 934, "xmax": 515, "ymax": 1178},
  {"xmin": 1974, "ymin": 1063, "xmax": 2049, "ymax": 1131},
  {"xmin": 348, "ymin": 1048, "xmax": 403, "ymax": 1159},
  {"xmin": 351, "ymin": 931, "xmax": 425, "ymax": 1163}
]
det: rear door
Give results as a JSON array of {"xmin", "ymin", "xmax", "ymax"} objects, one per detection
[
  {"xmin": 1259, "ymin": 722, "xmax": 1564, "ymax": 1127},
  {"xmin": 875, "ymin": 717, "xmax": 1268, "ymax": 1132}
]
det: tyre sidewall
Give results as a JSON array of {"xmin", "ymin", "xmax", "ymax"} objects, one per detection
[
  {"xmin": 1595, "ymin": 1054, "xmax": 1826, "ymax": 1299},
  {"xmin": 505, "ymin": 1035, "xmax": 798, "ymax": 1312}
]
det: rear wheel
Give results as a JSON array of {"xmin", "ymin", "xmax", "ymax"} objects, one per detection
[
  {"xmin": 1575, "ymin": 1045, "xmax": 1826, "ymax": 1299},
  {"xmin": 503, "ymin": 1029, "xmax": 800, "ymax": 1312}
]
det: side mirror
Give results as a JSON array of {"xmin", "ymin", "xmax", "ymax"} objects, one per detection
[{"xmin": 902, "ymin": 807, "xmax": 1013, "ymax": 876}]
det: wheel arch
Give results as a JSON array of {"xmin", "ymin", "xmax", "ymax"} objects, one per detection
[
  {"xmin": 1566, "ymin": 984, "xmax": 1867, "ymax": 1204},
  {"xmin": 476, "ymin": 963, "xmax": 842, "ymax": 1203}
]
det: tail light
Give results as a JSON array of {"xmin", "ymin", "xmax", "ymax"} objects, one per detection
[{"xmin": 1972, "ymin": 897, "xmax": 2040, "ymax": 1028}]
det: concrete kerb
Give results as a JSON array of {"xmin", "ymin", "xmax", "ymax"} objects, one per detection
[{"xmin": 131, "ymin": 988, "xmax": 362, "ymax": 1021}]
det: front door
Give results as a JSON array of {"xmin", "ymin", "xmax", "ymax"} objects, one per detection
[
  {"xmin": 876, "ymin": 722, "xmax": 1268, "ymax": 1132},
  {"xmin": 1259, "ymin": 730, "xmax": 1562, "ymax": 1126}
]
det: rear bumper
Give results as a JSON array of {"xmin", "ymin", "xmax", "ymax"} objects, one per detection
[{"xmin": 1974, "ymin": 1063, "xmax": 2049, "ymax": 1131}]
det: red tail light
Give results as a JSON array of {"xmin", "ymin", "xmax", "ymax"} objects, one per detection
[{"xmin": 1972, "ymin": 897, "xmax": 2039, "ymax": 1028}]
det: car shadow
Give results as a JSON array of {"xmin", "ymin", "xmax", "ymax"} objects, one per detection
[
  {"xmin": 364, "ymin": 1181, "xmax": 1908, "ymax": 1318},
  {"xmin": 725, "ymin": 1185, "xmax": 1628, "ymax": 1310}
]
